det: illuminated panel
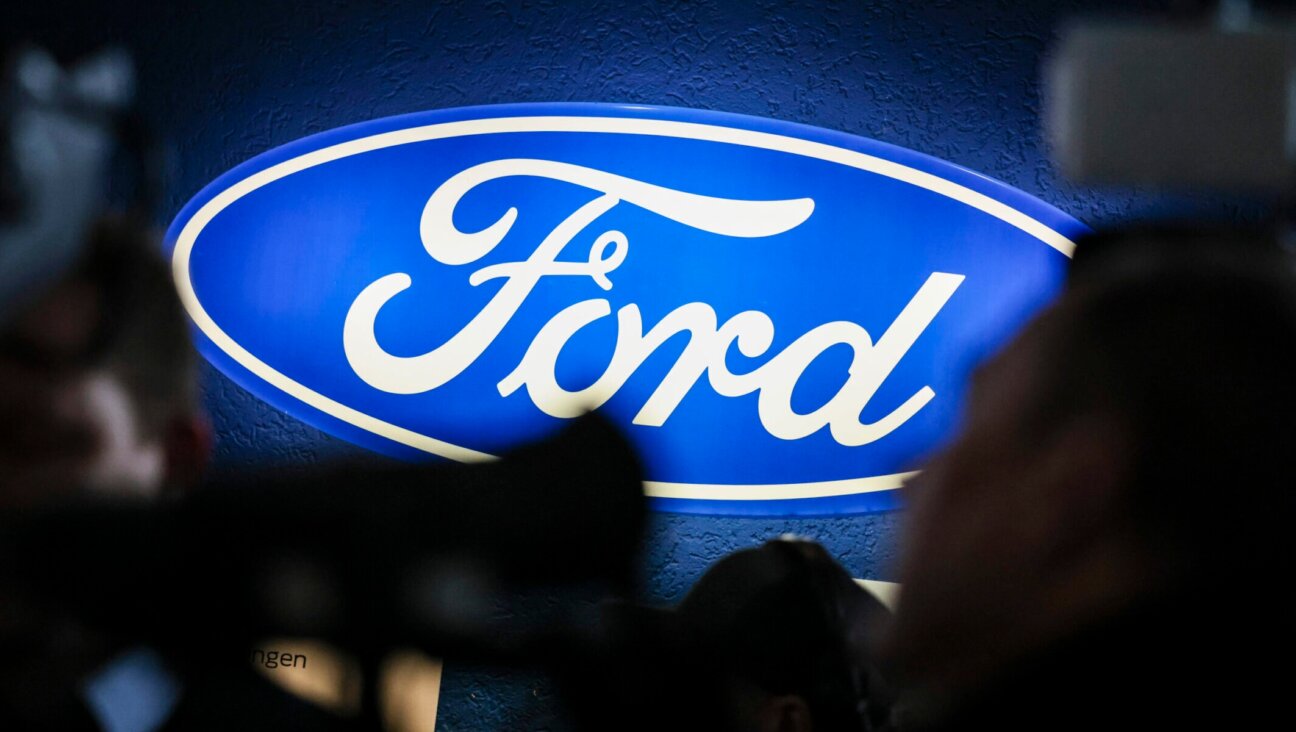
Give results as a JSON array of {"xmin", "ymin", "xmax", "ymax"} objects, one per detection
[{"xmin": 168, "ymin": 103, "xmax": 1084, "ymax": 515}]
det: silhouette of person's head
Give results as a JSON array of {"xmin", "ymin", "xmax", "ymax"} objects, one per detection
[
  {"xmin": 584, "ymin": 538, "xmax": 892, "ymax": 732},
  {"xmin": 886, "ymin": 227, "xmax": 1296, "ymax": 729}
]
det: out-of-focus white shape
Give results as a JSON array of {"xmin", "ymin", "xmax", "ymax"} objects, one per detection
[{"xmin": 1047, "ymin": 20, "xmax": 1296, "ymax": 191}]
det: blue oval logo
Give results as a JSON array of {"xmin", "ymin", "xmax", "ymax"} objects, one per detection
[{"xmin": 168, "ymin": 103, "xmax": 1085, "ymax": 516}]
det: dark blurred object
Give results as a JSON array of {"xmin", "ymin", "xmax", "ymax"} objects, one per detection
[
  {"xmin": 0, "ymin": 44, "xmax": 158, "ymax": 328},
  {"xmin": 1067, "ymin": 220, "xmax": 1287, "ymax": 278},
  {"xmin": 1047, "ymin": 6, "xmax": 1296, "ymax": 192},
  {"xmin": 563, "ymin": 538, "xmax": 894, "ymax": 732},
  {"xmin": 1, "ymin": 413, "xmax": 646, "ymax": 669},
  {"xmin": 886, "ymin": 229, "xmax": 1296, "ymax": 731}
]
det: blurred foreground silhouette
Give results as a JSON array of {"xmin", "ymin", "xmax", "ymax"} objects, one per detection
[{"xmin": 883, "ymin": 228, "xmax": 1296, "ymax": 730}]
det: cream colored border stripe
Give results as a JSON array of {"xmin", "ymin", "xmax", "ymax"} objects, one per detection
[
  {"xmin": 644, "ymin": 471, "xmax": 916, "ymax": 500},
  {"xmin": 173, "ymin": 115, "xmax": 1077, "ymax": 501},
  {"xmin": 855, "ymin": 579, "xmax": 900, "ymax": 610}
]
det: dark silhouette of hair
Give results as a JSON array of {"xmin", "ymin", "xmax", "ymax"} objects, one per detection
[
  {"xmin": 671, "ymin": 539, "xmax": 891, "ymax": 731},
  {"xmin": 1037, "ymin": 227, "xmax": 1296, "ymax": 583}
]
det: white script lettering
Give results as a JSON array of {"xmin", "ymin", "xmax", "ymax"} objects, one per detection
[{"xmin": 343, "ymin": 159, "xmax": 964, "ymax": 445}]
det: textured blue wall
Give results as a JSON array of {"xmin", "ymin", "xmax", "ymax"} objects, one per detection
[{"xmin": 17, "ymin": 0, "xmax": 1243, "ymax": 728}]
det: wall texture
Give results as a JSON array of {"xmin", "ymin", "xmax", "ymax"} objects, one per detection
[{"xmin": 14, "ymin": 1, "xmax": 1250, "ymax": 728}]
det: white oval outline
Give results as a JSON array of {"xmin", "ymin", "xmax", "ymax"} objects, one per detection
[{"xmin": 173, "ymin": 114, "xmax": 1076, "ymax": 502}]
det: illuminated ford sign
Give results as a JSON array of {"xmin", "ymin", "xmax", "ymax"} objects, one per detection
[{"xmin": 168, "ymin": 103, "xmax": 1085, "ymax": 515}]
